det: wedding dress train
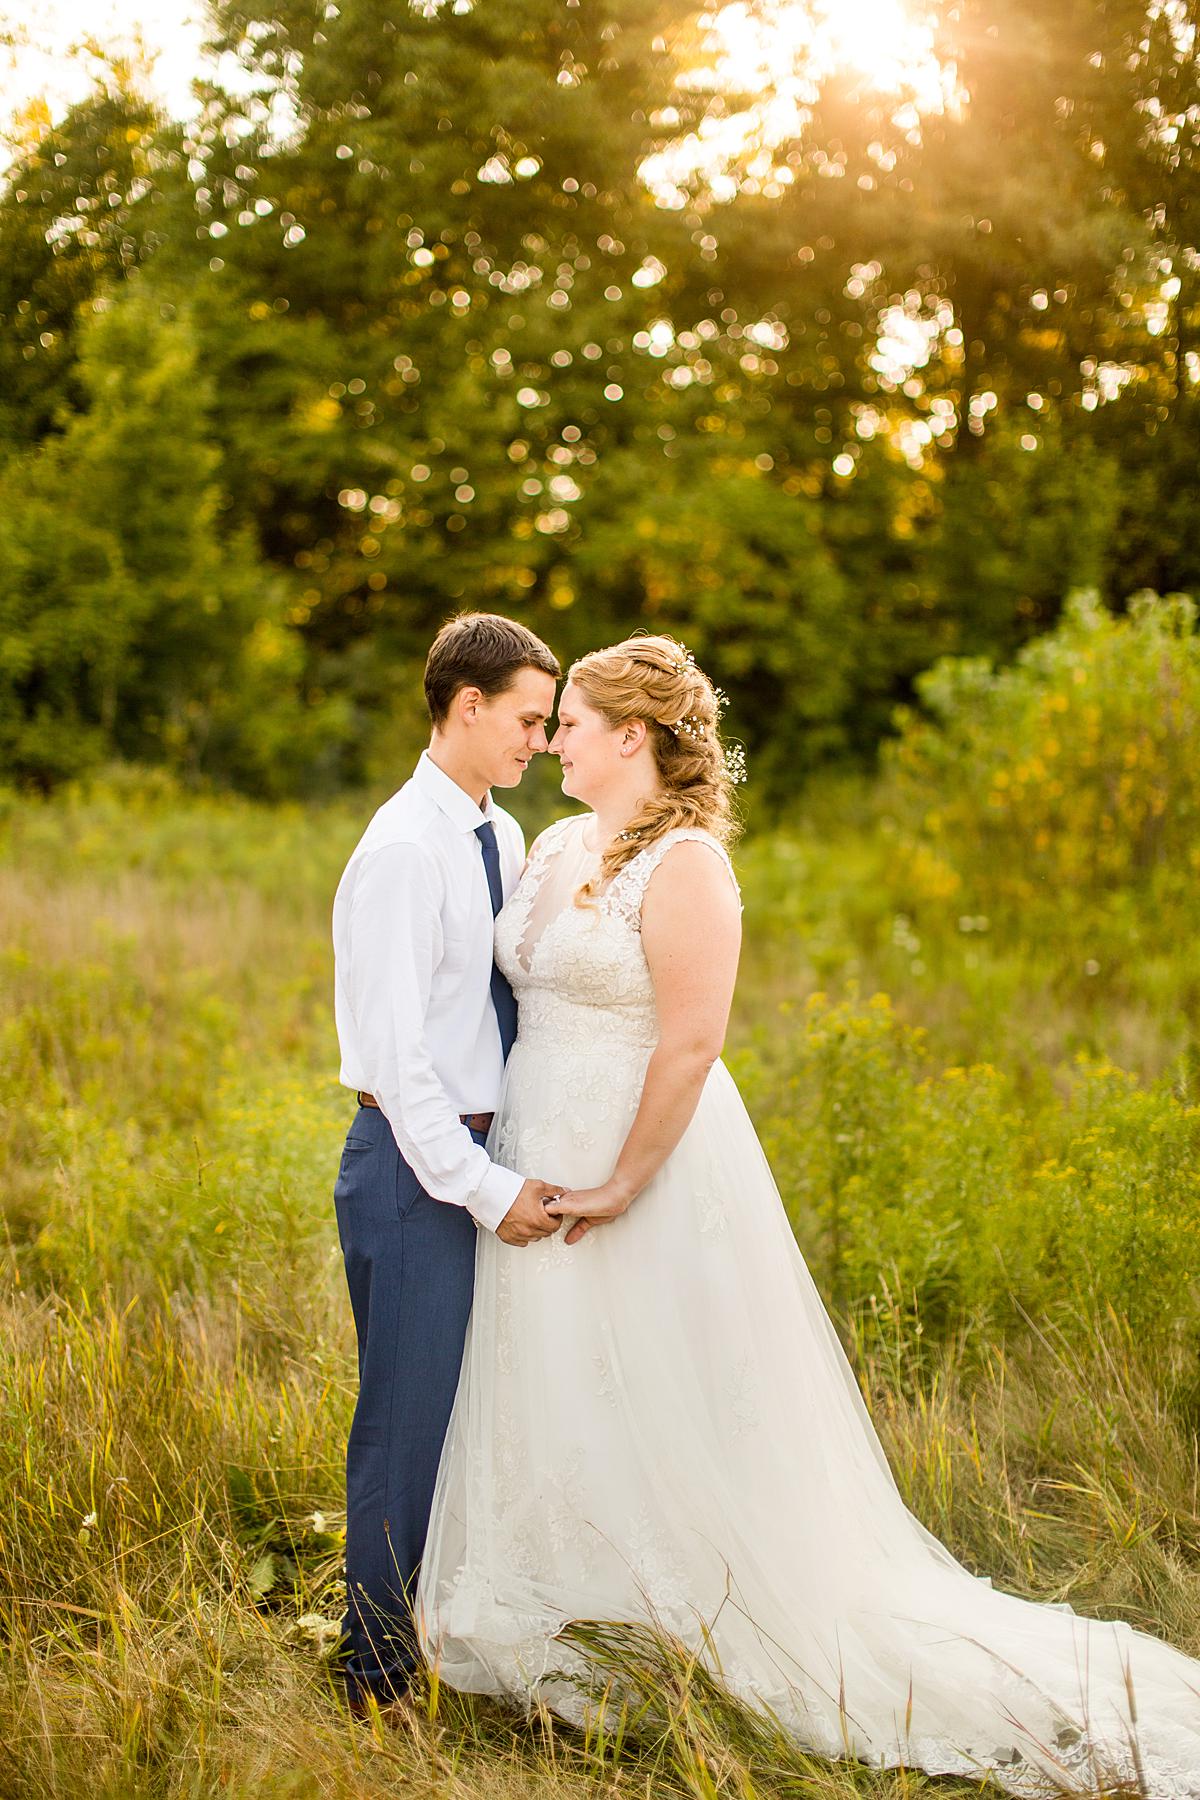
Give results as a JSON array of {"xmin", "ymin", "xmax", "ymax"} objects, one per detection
[{"xmin": 418, "ymin": 815, "xmax": 1200, "ymax": 1795}]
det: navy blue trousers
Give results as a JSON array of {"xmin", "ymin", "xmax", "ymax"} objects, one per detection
[{"xmin": 334, "ymin": 1102, "xmax": 483, "ymax": 1703}]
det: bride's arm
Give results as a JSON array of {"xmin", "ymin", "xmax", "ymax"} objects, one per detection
[{"xmin": 545, "ymin": 840, "xmax": 742, "ymax": 1244}]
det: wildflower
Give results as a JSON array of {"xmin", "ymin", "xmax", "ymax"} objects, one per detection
[{"xmin": 295, "ymin": 1613, "xmax": 342, "ymax": 1651}]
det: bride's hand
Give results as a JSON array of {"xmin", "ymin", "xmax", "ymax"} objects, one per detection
[{"xmin": 544, "ymin": 1182, "xmax": 631, "ymax": 1246}]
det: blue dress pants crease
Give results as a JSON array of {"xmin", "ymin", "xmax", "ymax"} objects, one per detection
[{"xmin": 334, "ymin": 1101, "xmax": 486, "ymax": 1704}]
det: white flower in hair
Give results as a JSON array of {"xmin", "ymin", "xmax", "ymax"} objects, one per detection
[{"xmin": 723, "ymin": 742, "xmax": 749, "ymax": 785}]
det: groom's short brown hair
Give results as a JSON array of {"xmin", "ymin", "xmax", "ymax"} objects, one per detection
[{"xmin": 424, "ymin": 613, "xmax": 560, "ymax": 725}]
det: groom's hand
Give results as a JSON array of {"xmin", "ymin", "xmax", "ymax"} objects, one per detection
[{"xmin": 496, "ymin": 1179, "xmax": 564, "ymax": 1247}]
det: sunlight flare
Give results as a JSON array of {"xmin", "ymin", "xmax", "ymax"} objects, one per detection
[
  {"xmin": 707, "ymin": 0, "xmax": 952, "ymax": 105},
  {"xmin": 644, "ymin": 0, "xmax": 961, "ymax": 204}
]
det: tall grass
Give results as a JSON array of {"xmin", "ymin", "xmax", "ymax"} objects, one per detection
[{"xmin": 2, "ymin": 741, "xmax": 1199, "ymax": 1797}]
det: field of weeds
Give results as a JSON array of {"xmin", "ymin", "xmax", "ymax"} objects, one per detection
[{"xmin": 4, "ymin": 598, "xmax": 1200, "ymax": 1798}]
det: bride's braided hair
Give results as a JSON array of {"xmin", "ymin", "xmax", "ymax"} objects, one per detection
[{"xmin": 570, "ymin": 633, "xmax": 740, "ymax": 902}]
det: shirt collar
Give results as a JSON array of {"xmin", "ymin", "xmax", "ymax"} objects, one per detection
[{"xmin": 414, "ymin": 749, "xmax": 495, "ymax": 832}]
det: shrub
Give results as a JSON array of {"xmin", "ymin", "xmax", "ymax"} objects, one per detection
[
  {"xmin": 882, "ymin": 590, "xmax": 1200, "ymax": 927},
  {"xmin": 737, "ymin": 990, "xmax": 1200, "ymax": 1358}
]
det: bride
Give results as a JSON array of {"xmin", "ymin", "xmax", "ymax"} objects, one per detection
[{"xmin": 417, "ymin": 634, "xmax": 1200, "ymax": 1795}]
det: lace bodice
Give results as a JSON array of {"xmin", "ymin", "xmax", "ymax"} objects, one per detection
[{"xmin": 494, "ymin": 815, "xmax": 741, "ymax": 1055}]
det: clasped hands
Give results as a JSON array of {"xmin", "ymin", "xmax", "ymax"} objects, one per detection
[{"xmin": 496, "ymin": 1177, "xmax": 632, "ymax": 1247}]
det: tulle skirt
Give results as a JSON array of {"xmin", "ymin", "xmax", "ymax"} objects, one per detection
[{"xmin": 418, "ymin": 1039, "xmax": 1200, "ymax": 1795}]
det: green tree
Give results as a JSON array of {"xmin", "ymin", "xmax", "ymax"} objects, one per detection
[
  {"xmin": 0, "ymin": 475, "xmax": 129, "ymax": 783},
  {"xmin": 0, "ymin": 70, "xmax": 168, "ymax": 455},
  {"xmin": 3, "ymin": 0, "xmax": 1198, "ymax": 797},
  {"xmin": 0, "ymin": 286, "xmax": 346, "ymax": 790},
  {"xmin": 568, "ymin": 460, "xmax": 854, "ymax": 784}
]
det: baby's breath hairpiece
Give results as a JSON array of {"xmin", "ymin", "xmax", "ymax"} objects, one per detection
[
  {"xmin": 671, "ymin": 645, "xmax": 697, "ymax": 676},
  {"xmin": 664, "ymin": 711, "xmax": 707, "ymax": 742},
  {"xmin": 723, "ymin": 741, "xmax": 749, "ymax": 786}
]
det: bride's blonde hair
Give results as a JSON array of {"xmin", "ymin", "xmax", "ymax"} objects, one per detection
[{"xmin": 569, "ymin": 633, "xmax": 741, "ymax": 900}]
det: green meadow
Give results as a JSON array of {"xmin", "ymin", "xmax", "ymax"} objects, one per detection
[{"xmin": 3, "ymin": 598, "xmax": 1200, "ymax": 1798}]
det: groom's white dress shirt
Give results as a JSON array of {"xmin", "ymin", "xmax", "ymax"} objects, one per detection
[{"xmin": 332, "ymin": 750, "xmax": 527, "ymax": 1233}]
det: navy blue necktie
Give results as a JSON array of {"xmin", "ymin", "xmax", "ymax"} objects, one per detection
[{"xmin": 475, "ymin": 822, "xmax": 518, "ymax": 1060}]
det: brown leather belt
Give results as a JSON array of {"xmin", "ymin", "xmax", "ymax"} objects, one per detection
[{"xmin": 356, "ymin": 1092, "xmax": 494, "ymax": 1134}]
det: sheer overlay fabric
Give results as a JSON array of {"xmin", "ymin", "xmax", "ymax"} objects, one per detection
[{"xmin": 418, "ymin": 814, "xmax": 1200, "ymax": 1795}]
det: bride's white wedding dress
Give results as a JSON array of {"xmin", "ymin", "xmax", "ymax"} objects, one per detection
[{"xmin": 418, "ymin": 815, "xmax": 1200, "ymax": 1795}]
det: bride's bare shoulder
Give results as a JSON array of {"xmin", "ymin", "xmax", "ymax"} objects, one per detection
[
  {"xmin": 637, "ymin": 830, "xmax": 741, "ymax": 905},
  {"xmin": 639, "ymin": 837, "xmax": 742, "ymax": 987}
]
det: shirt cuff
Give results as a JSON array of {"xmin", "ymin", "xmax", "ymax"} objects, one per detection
[{"xmin": 468, "ymin": 1161, "xmax": 527, "ymax": 1234}]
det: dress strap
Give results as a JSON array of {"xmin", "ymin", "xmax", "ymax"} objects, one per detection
[{"xmin": 606, "ymin": 828, "xmax": 742, "ymax": 930}]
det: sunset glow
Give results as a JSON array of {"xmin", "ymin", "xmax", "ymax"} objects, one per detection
[{"xmin": 644, "ymin": 0, "xmax": 961, "ymax": 205}]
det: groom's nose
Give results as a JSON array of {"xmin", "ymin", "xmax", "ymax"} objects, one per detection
[{"xmin": 529, "ymin": 724, "xmax": 549, "ymax": 753}]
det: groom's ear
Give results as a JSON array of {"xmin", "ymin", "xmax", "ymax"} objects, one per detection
[{"xmin": 454, "ymin": 684, "xmax": 485, "ymax": 724}]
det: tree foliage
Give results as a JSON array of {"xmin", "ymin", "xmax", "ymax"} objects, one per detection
[
  {"xmin": 0, "ymin": 0, "xmax": 1197, "ymax": 793},
  {"xmin": 884, "ymin": 588, "xmax": 1200, "ymax": 920},
  {"xmin": 0, "ymin": 289, "xmax": 346, "ymax": 790}
]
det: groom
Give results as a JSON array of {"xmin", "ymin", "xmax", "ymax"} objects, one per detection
[{"xmin": 331, "ymin": 612, "xmax": 563, "ymax": 1711}]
